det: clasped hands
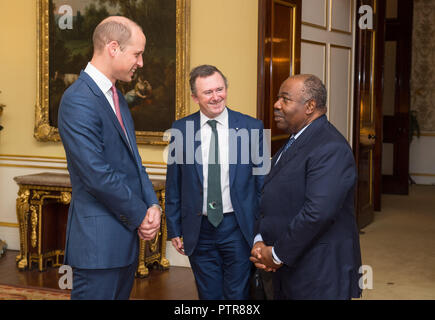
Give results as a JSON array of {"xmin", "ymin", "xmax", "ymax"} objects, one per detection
[
  {"xmin": 249, "ymin": 241, "xmax": 282, "ymax": 272},
  {"xmin": 137, "ymin": 205, "xmax": 161, "ymax": 241}
]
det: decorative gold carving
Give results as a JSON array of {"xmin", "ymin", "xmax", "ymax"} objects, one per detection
[
  {"xmin": 35, "ymin": 0, "xmax": 190, "ymax": 145},
  {"xmin": 159, "ymin": 189, "xmax": 170, "ymax": 269},
  {"xmin": 32, "ymin": 190, "xmax": 49, "ymax": 200},
  {"xmin": 16, "ymin": 188, "xmax": 30, "ymax": 269},
  {"xmin": 149, "ymin": 232, "xmax": 160, "ymax": 253},
  {"xmin": 136, "ymin": 238, "xmax": 149, "ymax": 278},
  {"xmin": 30, "ymin": 206, "xmax": 38, "ymax": 249},
  {"xmin": 14, "ymin": 173, "xmax": 168, "ymax": 274},
  {"xmin": 136, "ymin": 185, "xmax": 170, "ymax": 277},
  {"xmin": 60, "ymin": 192, "xmax": 71, "ymax": 204}
]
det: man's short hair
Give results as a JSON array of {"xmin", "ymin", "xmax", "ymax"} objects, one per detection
[
  {"xmin": 301, "ymin": 75, "xmax": 327, "ymax": 110},
  {"xmin": 189, "ymin": 65, "xmax": 228, "ymax": 95},
  {"xmin": 92, "ymin": 17, "xmax": 142, "ymax": 52}
]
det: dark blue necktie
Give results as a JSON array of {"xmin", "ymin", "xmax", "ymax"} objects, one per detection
[
  {"xmin": 282, "ymin": 136, "xmax": 296, "ymax": 153},
  {"xmin": 275, "ymin": 136, "xmax": 295, "ymax": 165}
]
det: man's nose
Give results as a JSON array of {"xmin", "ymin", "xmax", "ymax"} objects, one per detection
[
  {"xmin": 137, "ymin": 55, "xmax": 144, "ymax": 68},
  {"xmin": 273, "ymin": 99, "xmax": 281, "ymax": 110},
  {"xmin": 211, "ymin": 91, "xmax": 219, "ymax": 101}
]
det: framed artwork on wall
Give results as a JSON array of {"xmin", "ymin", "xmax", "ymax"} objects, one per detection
[{"xmin": 35, "ymin": 0, "xmax": 190, "ymax": 145}]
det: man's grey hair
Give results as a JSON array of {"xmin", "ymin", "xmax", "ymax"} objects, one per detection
[
  {"xmin": 301, "ymin": 75, "xmax": 327, "ymax": 110},
  {"xmin": 189, "ymin": 65, "xmax": 228, "ymax": 95},
  {"xmin": 93, "ymin": 17, "xmax": 142, "ymax": 52}
]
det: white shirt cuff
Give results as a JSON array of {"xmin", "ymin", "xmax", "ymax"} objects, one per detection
[
  {"xmin": 253, "ymin": 234, "xmax": 263, "ymax": 245},
  {"xmin": 254, "ymin": 234, "xmax": 283, "ymax": 265},
  {"xmin": 271, "ymin": 247, "xmax": 283, "ymax": 265}
]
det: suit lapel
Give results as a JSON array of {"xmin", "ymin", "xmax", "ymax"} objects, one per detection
[
  {"xmin": 264, "ymin": 144, "xmax": 286, "ymax": 185},
  {"xmin": 228, "ymin": 108, "xmax": 239, "ymax": 188},
  {"xmin": 193, "ymin": 112, "xmax": 203, "ymax": 186},
  {"xmin": 264, "ymin": 115, "xmax": 327, "ymax": 186},
  {"xmin": 118, "ymin": 98, "xmax": 137, "ymax": 158},
  {"xmin": 80, "ymin": 71, "xmax": 134, "ymax": 154}
]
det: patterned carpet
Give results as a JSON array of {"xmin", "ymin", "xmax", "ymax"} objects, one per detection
[{"xmin": 0, "ymin": 284, "xmax": 70, "ymax": 300}]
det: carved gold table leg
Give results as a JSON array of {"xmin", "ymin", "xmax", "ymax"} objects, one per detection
[
  {"xmin": 16, "ymin": 188, "xmax": 30, "ymax": 270},
  {"xmin": 136, "ymin": 238, "xmax": 149, "ymax": 278},
  {"xmin": 159, "ymin": 213, "xmax": 170, "ymax": 270},
  {"xmin": 37, "ymin": 203, "xmax": 43, "ymax": 272},
  {"xmin": 159, "ymin": 190, "xmax": 170, "ymax": 270}
]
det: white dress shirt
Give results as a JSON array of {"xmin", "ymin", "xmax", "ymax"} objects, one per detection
[
  {"xmin": 200, "ymin": 107, "xmax": 234, "ymax": 215},
  {"xmin": 84, "ymin": 62, "xmax": 116, "ymax": 114},
  {"xmin": 254, "ymin": 122, "xmax": 311, "ymax": 264}
]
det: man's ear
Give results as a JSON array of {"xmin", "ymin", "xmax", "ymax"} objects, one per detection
[
  {"xmin": 107, "ymin": 41, "xmax": 119, "ymax": 57},
  {"xmin": 305, "ymin": 99, "xmax": 316, "ymax": 115},
  {"xmin": 191, "ymin": 93, "xmax": 199, "ymax": 104}
]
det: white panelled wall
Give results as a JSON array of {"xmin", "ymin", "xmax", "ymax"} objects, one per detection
[{"xmin": 300, "ymin": 0, "xmax": 355, "ymax": 144}]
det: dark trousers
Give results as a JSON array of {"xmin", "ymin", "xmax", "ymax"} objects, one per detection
[
  {"xmin": 71, "ymin": 261, "xmax": 137, "ymax": 300},
  {"xmin": 188, "ymin": 213, "xmax": 251, "ymax": 300}
]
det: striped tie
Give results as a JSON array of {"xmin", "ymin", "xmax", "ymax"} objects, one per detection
[
  {"xmin": 111, "ymin": 85, "xmax": 126, "ymax": 134},
  {"xmin": 282, "ymin": 136, "xmax": 295, "ymax": 153}
]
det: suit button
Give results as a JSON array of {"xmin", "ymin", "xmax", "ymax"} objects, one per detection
[{"xmin": 198, "ymin": 212, "xmax": 202, "ymax": 216}]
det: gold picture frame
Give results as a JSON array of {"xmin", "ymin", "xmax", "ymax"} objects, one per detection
[{"xmin": 35, "ymin": 0, "xmax": 190, "ymax": 145}]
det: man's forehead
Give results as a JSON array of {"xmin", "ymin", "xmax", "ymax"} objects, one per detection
[
  {"xmin": 196, "ymin": 74, "xmax": 225, "ymax": 88},
  {"xmin": 280, "ymin": 78, "xmax": 302, "ymax": 94},
  {"xmin": 127, "ymin": 33, "xmax": 146, "ymax": 51}
]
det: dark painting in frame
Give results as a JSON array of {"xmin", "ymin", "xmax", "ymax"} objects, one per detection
[{"xmin": 35, "ymin": 0, "xmax": 189, "ymax": 145}]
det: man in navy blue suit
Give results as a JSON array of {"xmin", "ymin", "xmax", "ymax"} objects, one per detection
[
  {"xmin": 58, "ymin": 16, "xmax": 161, "ymax": 300},
  {"xmin": 165, "ymin": 65, "xmax": 267, "ymax": 299},
  {"xmin": 250, "ymin": 74, "xmax": 362, "ymax": 299}
]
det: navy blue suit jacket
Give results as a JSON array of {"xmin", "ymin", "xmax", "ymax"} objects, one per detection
[
  {"xmin": 165, "ymin": 108, "xmax": 265, "ymax": 256},
  {"xmin": 58, "ymin": 71, "xmax": 158, "ymax": 269},
  {"xmin": 257, "ymin": 115, "xmax": 362, "ymax": 299}
]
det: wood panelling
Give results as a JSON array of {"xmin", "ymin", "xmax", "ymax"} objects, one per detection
[{"xmin": 257, "ymin": 0, "xmax": 301, "ymax": 155}]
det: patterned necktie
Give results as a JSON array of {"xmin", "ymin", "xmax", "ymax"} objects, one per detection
[
  {"xmin": 275, "ymin": 136, "xmax": 295, "ymax": 165},
  {"xmin": 283, "ymin": 136, "xmax": 296, "ymax": 153},
  {"xmin": 206, "ymin": 120, "xmax": 223, "ymax": 228},
  {"xmin": 111, "ymin": 85, "xmax": 126, "ymax": 134}
]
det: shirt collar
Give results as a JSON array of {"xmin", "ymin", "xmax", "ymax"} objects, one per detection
[
  {"xmin": 291, "ymin": 122, "xmax": 311, "ymax": 140},
  {"xmin": 84, "ymin": 62, "xmax": 113, "ymax": 95},
  {"xmin": 200, "ymin": 107, "xmax": 228, "ymax": 128}
]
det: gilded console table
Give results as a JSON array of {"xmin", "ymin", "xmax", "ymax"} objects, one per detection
[
  {"xmin": 136, "ymin": 180, "xmax": 170, "ymax": 278},
  {"xmin": 14, "ymin": 173, "xmax": 71, "ymax": 271},
  {"xmin": 14, "ymin": 172, "xmax": 169, "ymax": 275}
]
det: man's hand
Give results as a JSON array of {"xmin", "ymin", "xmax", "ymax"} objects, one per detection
[
  {"xmin": 171, "ymin": 237, "xmax": 186, "ymax": 255},
  {"xmin": 250, "ymin": 241, "xmax": 268, "ymax": 269},
  {"xmin": 250, "ymin": 241, "xmax": 282, "ymax": 272},
  {"xmin": 137, "ymin": 206, "xmax": 161, "ymax": 240}
]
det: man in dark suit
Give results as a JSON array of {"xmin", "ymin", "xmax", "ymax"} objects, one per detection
[
  {"xmin": 250, "ymin": 74, "xmax": 362, "ymax": 299},
  {"xmin": 165, "ymin": 65, "xmax": 267, "ymax": 299},
  {"xmin": 58, "ymin": 16, "xmax": 161, "ymax": 300}
]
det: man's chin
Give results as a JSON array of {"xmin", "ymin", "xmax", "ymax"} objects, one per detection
[
  {"xmin": 209, "ymin": 105, "xmax": 225, "ymax": 115},
  {"xmin": 121, "ymin": 75, "xmax": 133, "ymax": 82},
  {"xmin": 274, "ymin": 120, "xmax": 287, "ymax": 130}
]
